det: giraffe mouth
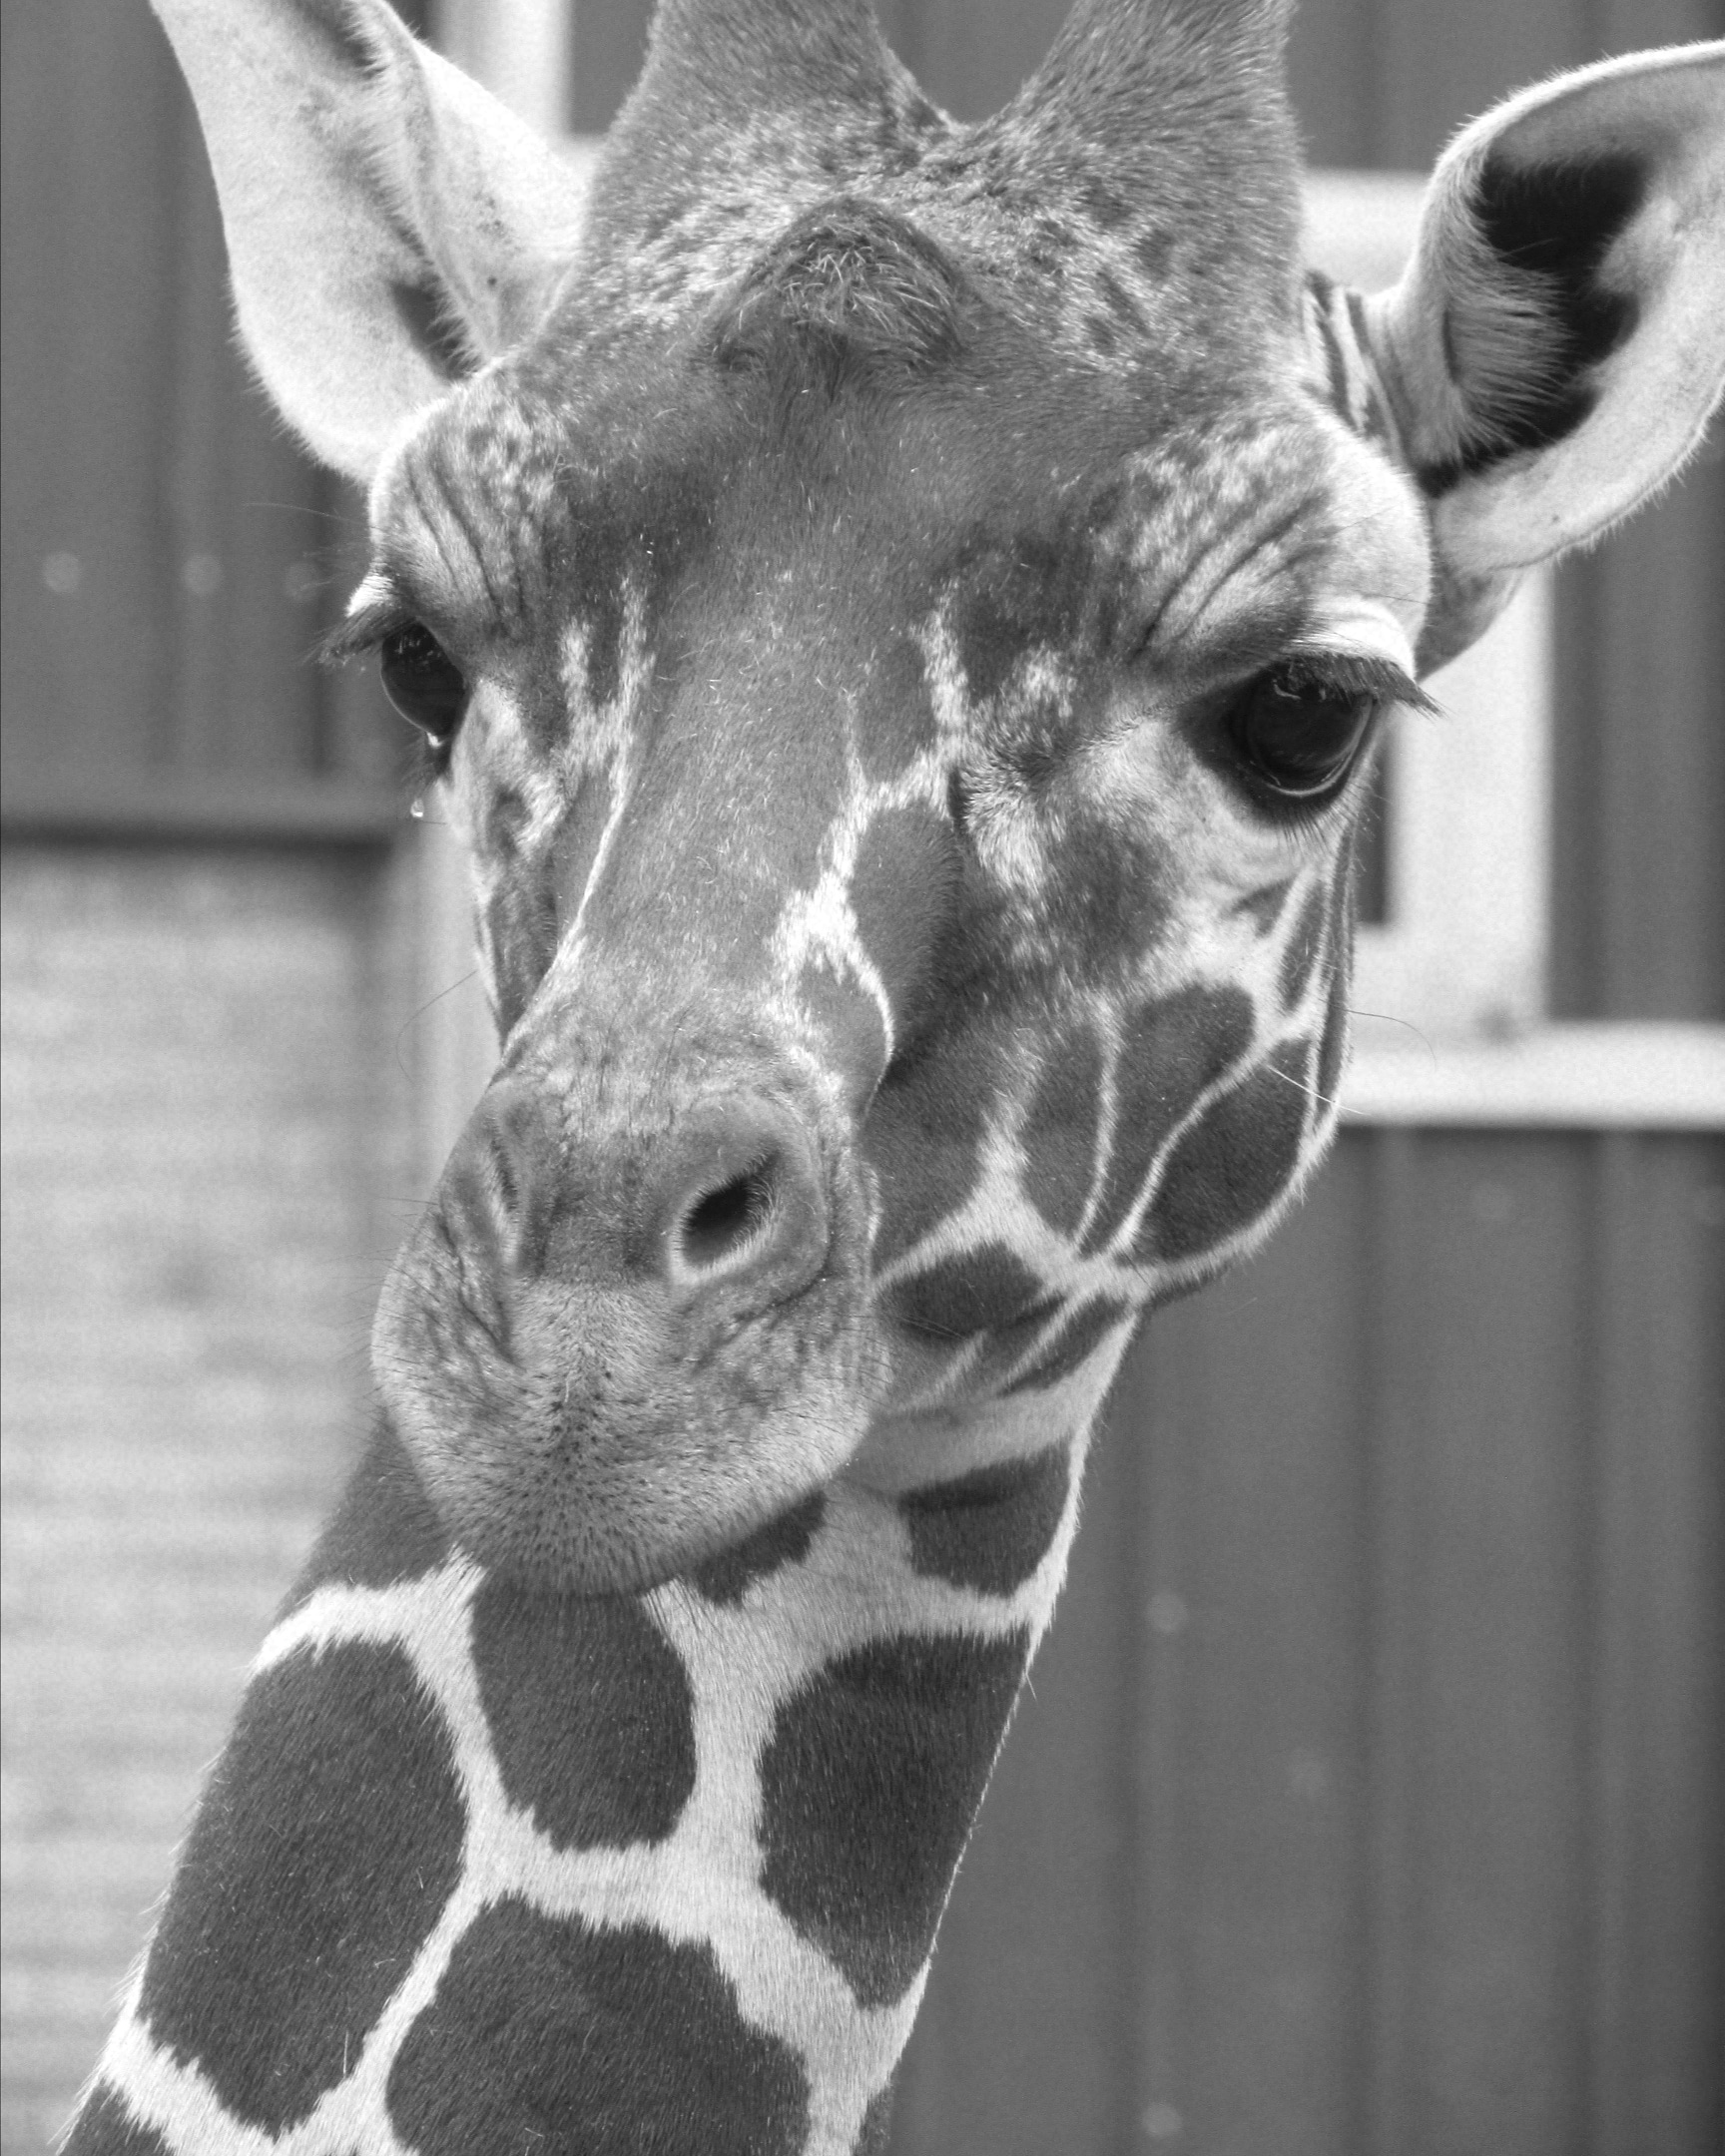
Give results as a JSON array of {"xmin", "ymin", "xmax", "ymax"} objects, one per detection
[{"xmin": 368, "ymin": 1080, "xmax": 888, "ymax": 1594}]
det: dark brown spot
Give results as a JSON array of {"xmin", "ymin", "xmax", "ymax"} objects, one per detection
[
  {"xmin": 1137, "ymin": 1037, "xmax": 1313, "ymax": 1264},
  {"xmin": 1096, "ymin": 267, "xmax": 1145, "ymax": 332},
  {"xmin": 1004, "ymin": 1296, "xmax": 1134, "ymax": 1393},
  {"xmin": 693, "ymin": 1490, "xmax": 825, "ymax": 1604},
  {"xmin": 888, "ymin": 1243, "xmax": 1046, "ymax": 1341},
  {"xmin": 388, "ymin": 1903, "xmax": 809, "ymax": 2153},
  {"xmin": 865, "ymin": 1017, "xmax": 1009, "ymax": 1270},
  {"xmin": 849, "ymin": 803, "xmax": 955, "ymax": 1042},
  {"xmin": 1235, "ymin": 877, "xmax": 1294, "ymax": 936},
  {"xmin": 901, "ymin": 1444, "xmax": 1071, "ymax": 1596},
  {"xmin": 471, "ymin": 1579, "xmax": 696, "ymax": 1849},
  {"xmin": 1080, "ymin": 174, "xmax": 1132, "ymax": 230},
  {"xmin": 1082, "ymin": 984, "xmax": 1257, "ymax": 1254},
  {"xmin": 758, "ymin": 1630, "xmax": 1030, "ymax": 2005},
  {"xmin": 1135, "ymin": 227, "xmax": 1177, "ymax": 280},
  {"xmin": 1019, "ymin": 1026, "xmax": 1105, "ymax": 1236},
  {"xmin": 138, "ymin": 1644, "xmax": 464, "ymax": 2132}
]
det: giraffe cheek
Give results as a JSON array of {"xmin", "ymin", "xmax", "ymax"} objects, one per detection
[
  {"xmin": 1276, "ymin": 877, "xmax": 1332, "ymax": 1009},
  {"xmin": 369, "ymin": 1076, "xmax": 887, "ymax": 1595},
  {"xmin": 1134, "ymin": 1035, "xmax": 1320, "ymax": 1268},
  {"xmin": 481, "ymin": 879, "xmax": 557, "ymax": 1041},
  {"xmin": 847, "ymin": 801, "xmax": 957, "ymax": 1049},
  {"xmin": 799, "ymin": 960, "xmax": 889, "ymax": 1117},
  {"xmin": 1017, "ymin": 1021, "xmax": 1105, "ymax": 1237},
  {"xmin": 1079, "ymin": 981, "xmax": 1257, "ymax": 1256},
  {"xmin": 861, "ymin": 1010, "xmax": 1011, "ymax": 1273}
]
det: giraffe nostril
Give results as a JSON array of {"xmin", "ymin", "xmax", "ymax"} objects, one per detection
[
  {"xmin": 650, "ymin": 1101, "xmax": 830, "ymax": 1311},
  {"xmin": 678, "ymin": 1156, "xmax": 781, "ymax": 1273}
]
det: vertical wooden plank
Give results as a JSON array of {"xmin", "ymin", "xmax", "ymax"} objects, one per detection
[
  {"xmin": 1130, "ymin": 1297, "xmax": 1193, "ymax": 2156},
  {"xmin": 1285, "ymin": 0, "xmax": 1380, "ymax": 169},
  {"xmin": 1585, "ymin": 1133, "xmax": 1650, "ymax": 2156},
  {"xmin": 1582, "ymin": 1130, "xmax": 1725, "ymax": 2153},
  {"xmin": 1145, "ymin": 1152, "xmax": 1376, "ymax": 2156},
  {"xmin": 1363, "ymin": 1126, "xmax": 1425, "ymax": 2156},
  {"xmin": 894, "ymin": 1123, "xmax": 1723, "ymax": 2152},
  {"xmin": 570, "ymin": 0, "xmax": 654, "ymax": 131},
  {"xmin": 1596, "ymin": 0, "xmax": 1725, "ymax": 53},
  {"xmin": 0, "ymin": 0, "xmax": 398, "ymax": 820},
  {"xmin": 1612, "ymin": 1136, "xmax": 1725, "ymax": 2151},
  {"xmin": 888, "ymin": 1379, "xmax": 1142, "ymax": 2153},
  {"xmin": 0, "ymin": 0, "xmax": 180, "ymax": 793},
  {"xmin": 1551, "ymin": 452, "xmax": 1725, "ymax": 1023},
  {"xmin": 1406, "ymin": 1135, "xmax": 1593, "ymax": 2156},
  {"xmin": 163, "ymin": 27, "xmax": 374, "ymax": 792}
]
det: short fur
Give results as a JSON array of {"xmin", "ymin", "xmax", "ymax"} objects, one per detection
[{"xmin": 70, "ymin": 7, "xmax": 1724, "ymax": 2151}]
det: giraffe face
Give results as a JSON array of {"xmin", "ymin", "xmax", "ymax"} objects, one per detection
[{"xmin": 364, "ymin": 195, "xmax": 1430, "ymax": 1593}]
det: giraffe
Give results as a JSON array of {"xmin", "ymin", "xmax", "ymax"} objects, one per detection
[{"xmin": 68, "ymin": 2, "xmax": 1723, "ymax": 2150}]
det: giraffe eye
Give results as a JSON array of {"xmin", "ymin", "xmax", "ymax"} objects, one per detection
[
  {"xmin": 1225, "ymin": 665, "xmax": 1379, "ymax": 808},
  {"xmin": 379, "ymin": 623, "xmax": 466, "ymax": 755}
]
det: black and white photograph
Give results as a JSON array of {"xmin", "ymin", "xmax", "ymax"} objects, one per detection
[{"xmin": 3, "ymin": 2, "xmax": 1721, "ymax": 2150}]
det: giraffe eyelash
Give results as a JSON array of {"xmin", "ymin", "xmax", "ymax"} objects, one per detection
[
  {"xmin": 1274, "ymin": 648, "xmax": 1437, "ymax": 715},
  {"xmin": 317, "ymin": 598, "xmax": 471, "ymax": 787},
  {"xmin": 315, "ymin": 595, "xmax": 418, "ymax": 668},
  {"xmin": 1204, "ymin": 647, "xmax": 1436, "ymax": 818}
]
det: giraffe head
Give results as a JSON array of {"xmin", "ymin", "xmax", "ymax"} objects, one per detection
[{"xmin": 165, "ymin": 0, "xmax": 1724, "ymax": 1594}]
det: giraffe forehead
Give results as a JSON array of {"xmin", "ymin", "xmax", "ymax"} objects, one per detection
[
  {"xmin": 572, "ymin": 67, "xmax": 1297, "ymax": 382},
  {"xmin": 374, "ymin": 235, "xmax": 1409, "ymax": 1055},
  {"xmin": 431, "ymin": 397, "xmax": 1389, "ymax": 1036},
  {"xmin": 367, "ymin": 168, "xmax": 1366, "ymax": 746}
]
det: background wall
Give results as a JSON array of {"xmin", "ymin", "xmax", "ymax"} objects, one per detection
[
  {"xmin": 1, "ymin": 846, "xmax": 416, "ymax": 2135},
  {"xmin": 2, "ymin": 2, "xmax": 1720, "ymax": 2152},
  {"xmin": 895, "ymin": 1129, "xmax": 1724, "ymax": 2155}
]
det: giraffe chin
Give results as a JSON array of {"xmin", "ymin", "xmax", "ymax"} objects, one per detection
[{"xmin": 369, "ymin": 1243, "xmax": 887, "ymax": 1595}]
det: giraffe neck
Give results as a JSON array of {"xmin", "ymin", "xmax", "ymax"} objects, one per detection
[{"xmin": 76, "ymin": 1355, "xmax": 1120, "ymax": 2156}]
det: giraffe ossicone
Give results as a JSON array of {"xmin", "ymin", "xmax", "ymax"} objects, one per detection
[{"xmin": 70, "ymin": 4, "xmax": 1723, "ymax": 2150}]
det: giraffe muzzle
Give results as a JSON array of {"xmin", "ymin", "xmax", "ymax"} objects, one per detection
[
  {"xmin": 430, "ymin": 1082, "xmax": 832, "ymax": 1324},
  {"xmin": 370, "ymin": 1071, "xmax": 880, "ymax": 1592}
]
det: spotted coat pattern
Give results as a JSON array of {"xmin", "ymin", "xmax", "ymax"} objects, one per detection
[
  {"xmin": 85, "ymin": 0, "xmax": 1687, "ymax": 2146},
  {"xmin": 77, "ymin": 1414, "xmax": 1083, "ymax": 2152}
]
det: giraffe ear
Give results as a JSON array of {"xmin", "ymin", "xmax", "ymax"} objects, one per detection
[
  {"xmin": 153, "ymin": 0, "xmax": 591, "ymax": 480},
  {"xmin": 1372, "ymin": 42, "xmax": 1724, "ymax": 584}
]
